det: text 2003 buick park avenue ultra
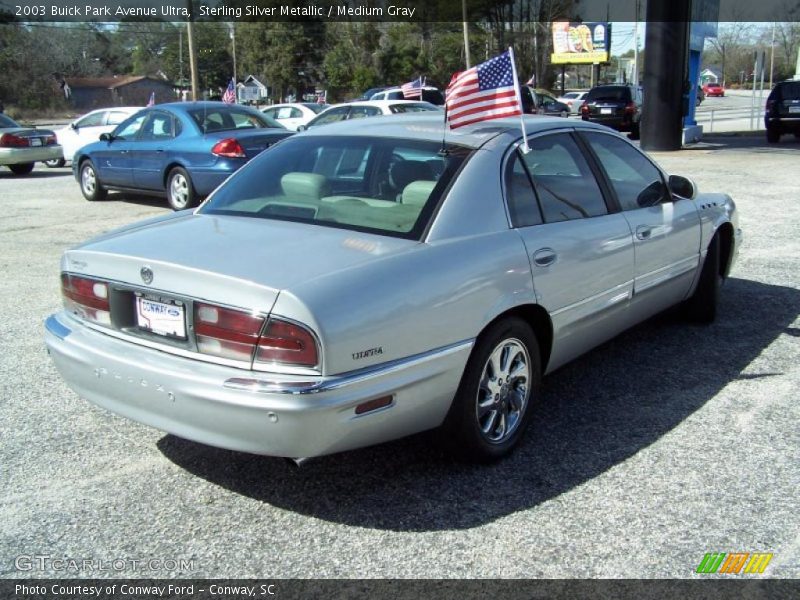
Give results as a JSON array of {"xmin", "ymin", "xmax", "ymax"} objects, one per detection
[{"xmin": 45, "ymin": 114, "xmax": 742, "ymax": 463}]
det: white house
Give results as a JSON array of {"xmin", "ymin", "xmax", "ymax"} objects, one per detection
[{"xmin": 238, "ymin": 75, "xmax": 268, "ymax": 104}]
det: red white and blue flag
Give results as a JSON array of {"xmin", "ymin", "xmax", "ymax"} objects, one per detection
[
  {"xmin": 445, "ymin": 49, "xmax": 523, "ymax": 129},
  {"xmin": 146, "ymin": 92, "xmax": 155, "ymax": 107},
  {"xmin": 401, "ymin": 76, "xmax": 425, "ymax": 99},
  {"xmin": 222, "ymin": 79, "xmax": 236, "ymax": 104}
]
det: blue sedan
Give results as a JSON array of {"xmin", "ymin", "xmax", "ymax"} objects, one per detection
[{"xmin": 73, "ymin": 102, "xmax": 293, "ymax": 210}]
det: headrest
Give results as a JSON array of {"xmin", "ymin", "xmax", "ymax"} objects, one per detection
[
  {"xmin": 389, "ymin": 160, "xmax": 434, "ymax": 190},
  {"xmin": 280, "ymin": 172, "xmax": 329, "ymax": 201},
  {"xmin": 401, "ymin": 180, "xmax": 437, "ymax": 207}
]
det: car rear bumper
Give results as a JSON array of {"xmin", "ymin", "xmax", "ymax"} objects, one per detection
[
  {"xmin": 765, "ymin": 116, "xmax": 800, "ymax": 132},
  {"xmin": 187, "ymin": 158, "xmax": 248, "ymax": 196},
  {"xmin": 0, "ymin": 145, "xmax": 62, "ymax": 165},
  {"xmin": 582, "ymin": 115, "xmax": 634, "ymax": 131},
  {"xmin": 45, "ymin": 312, "xmax": 471, "ymax": 458}
]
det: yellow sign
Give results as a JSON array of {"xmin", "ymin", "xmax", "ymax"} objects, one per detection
[{"xmin": 551, "ymin": 22, "xmax": 610, "ymax": 64}]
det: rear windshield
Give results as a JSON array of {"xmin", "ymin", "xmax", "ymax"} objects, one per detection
[
  {"xmin": 200, "ymin": 136, "xmax": 471, "ymax": 240},
  {"xmin": 388, "ymin": 102, "xmax": 439, "ymax": 113},
  {"xmin": 302, "ymin": 103, "xmax": 328, "ymax": 114},
  {"xmin": 775, "ymin": 81, "xmax": 800, "ymax": 100},
  {"xmin": 187, "ymin": 107, "xmax": 280, "ymax": 133},
  {"xmin": 0, "ymin": 114, "xmax": 19, "ymax": 127},
  {"xmin": 586, "ymin": 86, "xmax": 631, "ymax": 102}
]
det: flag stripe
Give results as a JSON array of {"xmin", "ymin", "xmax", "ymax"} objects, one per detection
[{"xmin": 447, "ymin": 88, "xmax": 518, "ymax": 112}]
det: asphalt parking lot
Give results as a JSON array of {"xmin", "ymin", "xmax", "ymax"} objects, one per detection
[{"xmin": 1, "ymin": 134, "xmax": 798, "ymax": 580}]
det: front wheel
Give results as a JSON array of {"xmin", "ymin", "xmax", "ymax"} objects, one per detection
[
  {"xmin": 443, "ymin": 317, "xmax": 541, "ymax": 462},
  {"xmin": 79, "ymin": 160, "xmax": 107, "ymax": 201},
  {"xmin": 166, "ymin": 167, "xmax": 198, "ymax": 211},
  {"xmin": 9, "ymin": 162, "xmax": 35, "ymax": 175}
]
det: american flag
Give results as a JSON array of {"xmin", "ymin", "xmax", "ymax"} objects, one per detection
[
  {"xmin": 401, "ymin": 77, "xmax": 424, "ymax": 99},
  {"xmin": 222, "ymin": 78, "xmax": 236, "ymax": 104},
  {"xmin": 146, "ymin": 92, "xmax": 155, "ymax": 107},
  {"xmin": 446, "ymin": 49, "xmax": 523, "ymax": 129}
]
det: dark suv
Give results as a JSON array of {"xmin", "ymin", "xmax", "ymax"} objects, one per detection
[
  {"xmin": 581, "ymin": 84, "xmax": 643, "ymax": 139},
  {"xmin": 765, "ymin": 80, "xmax": 800, "ymax": 143}
]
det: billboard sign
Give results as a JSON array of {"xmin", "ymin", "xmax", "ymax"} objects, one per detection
[{"xmin": 551, "ymin": 22, "xmax": 610, "ymax": 64}]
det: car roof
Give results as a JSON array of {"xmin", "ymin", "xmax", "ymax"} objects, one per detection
[
  {"xmin": 295, "ymin": 112, "xmax": 616, "ymax": 148},
  {"xmin": 263, "ymin": 103, "xmax": 314, "ymax": 109},
  {"xmin": 329, "ymin": 100, "xmax": 437, "ymax": 108}
]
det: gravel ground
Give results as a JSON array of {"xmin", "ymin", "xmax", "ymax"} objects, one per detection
[{"xmin": 1, "ymin": 135, "xmax": 798, "ymax": 580}]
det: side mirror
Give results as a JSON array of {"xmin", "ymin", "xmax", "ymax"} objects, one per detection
[
  {"xmin": 296, "ymin": 124, "xmax": 307, "ymax": 132},
  {"xmin": 70, "ymin": 123, "xmax": 78, "ymax": 130},
  {"xmin": 668, "ymin": 174, "xmax": 697, "ymax": 200},
  {"xmin": 99, "ymin": 132, "xmax": 113, "ymax": 142}
]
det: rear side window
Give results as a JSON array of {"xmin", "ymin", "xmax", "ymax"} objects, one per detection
[
  {"xmin": 505, "ymin": 152, "xmax": 543, "ymax": 228},
  {"xmin": 520, "ymin": 133, "xmax": 608, "ymax": 222}
]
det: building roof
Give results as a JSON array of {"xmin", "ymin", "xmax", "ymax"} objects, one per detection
[{"xmin": 65, "ymin": 76, "xmax": 171, "ymax": 89}]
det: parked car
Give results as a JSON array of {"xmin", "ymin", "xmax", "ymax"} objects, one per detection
[
  {"xmin": 702, "ymin": 82, "xmax": 725, "ymax": 97},
  {"xmin": 45, "ymin": 107, "xmax": 142, "ymax": 168},
  {"xmin": 369, "ymin": 86, "xmax": 445, "ymax": 106},
  {"xmin": 356, "ymin": 86, "xmax": 389, "ymax": 101},
  {"xmin": 581, "ymin": 84, "xmax": 643, "ymax": 139},
  {"xmin": 522, "ymin": 87, "xmax": 570, "ymax": 117},
  {"xmin": 557, "ymin": 91, "xmax": 589, "ymax": 114},
  {"xmin": 46, "ymin": 113, "xmax": 741, "ymax": 463},
  {"xmin": 73, "ymin": 102, "xmax": 292, "ymax": 210},
  {"xmin": 765, "ymin": 79, "xmax": 800, "ymax": 143},
  {"xmin": 0, "ymin": 114, "xmax": 61, "ymax": 175},
  {"xmin": 260, "ymin": 103, "xmax": 329, "ymax": 131},
  {"xmin": 300, "ymin": 100, "xmax": 439, "ymax": 130}
]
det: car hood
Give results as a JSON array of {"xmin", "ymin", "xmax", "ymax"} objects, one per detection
[{"xmin": 62, "ymin": 212, "xmax": 419, "ymax": 312}]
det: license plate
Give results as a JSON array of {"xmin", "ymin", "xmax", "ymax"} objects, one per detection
[
  {"xmin": 136, "ymin": 296, "xmax": 186, "ymax": 339},
  {"xmin": 600, "ymin": 108, "xmax": 613, "ymax": 115},
  {"xmin": 30, "ymin": 137, "xmax": 42, "ymax": 146},
  {"xmin": 789, "ymin": 106, "xmax": 800, "ymax": 113}
]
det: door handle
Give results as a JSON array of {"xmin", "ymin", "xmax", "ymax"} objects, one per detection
[
  {"xmin": 532, "ymin": 248, "xmax": 557, "ymax": 267},
  {"xmin": 636, "ymin": 225, "xmax": 652, "ymax": 240}
]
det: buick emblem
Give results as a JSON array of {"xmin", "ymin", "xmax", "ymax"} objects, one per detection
[{"xmin": 140, "ymin": 267, "xmax": 154, "ymax": 285}]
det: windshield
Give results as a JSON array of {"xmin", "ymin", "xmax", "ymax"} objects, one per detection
[
  {"xmin": 186, "ymin": 107, "xmax": 281, "ymax": 133},
  {"xmin": 302, "ymin": 103, "xmax": 328, "ymax": 114},
  {"xmin": 200, "ymin": 135, "xmax": 472, "ymax": 240}
]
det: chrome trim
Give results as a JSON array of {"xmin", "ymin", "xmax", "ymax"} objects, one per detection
[
  {"xmin": 550, "ymin": 280, "xmax": 633, "ymax": 317},
  {"xmin": 224, "ymin": 338, "xmax": 475, "ymax": 395},
  {"xmin": 44, "ymin": 315, "xmax": 71, "ymax": 340}
]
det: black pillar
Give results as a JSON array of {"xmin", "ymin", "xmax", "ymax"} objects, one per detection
[{"xmin": 641, "ymin": 0, "xmax": 692, "ymax": 151}]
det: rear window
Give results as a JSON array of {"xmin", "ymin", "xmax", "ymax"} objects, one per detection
[
  {"xmin": 586, "ymin": 86, "xmax": 631, "ymax": 102},
  {"xmin": 200, "ymin": 136, "xmax": 471, "ymax": 240},
  {"xmin": 775, "ymin": 81, "xmax": 800, "ymax": 100},
  {"xmin": 388, "ymin": 103, "xmax": 439, "ymax": 114},
  {"xmin": 187, "ymin": 107, "xmax": 280, "ymax": 132},
  {"xmin": 0, "ymin": 114, "xmax": 19, "ymax": 127}
]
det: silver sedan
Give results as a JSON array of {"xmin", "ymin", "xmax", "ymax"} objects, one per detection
[{"xmin": 45, "ymin": 114, "xmax": 741, "ymax": 462}]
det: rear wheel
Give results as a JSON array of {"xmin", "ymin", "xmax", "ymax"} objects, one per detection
[
  {"xmin": 443, "ymin": 317, "xmax": 541, "ymax": 462},
  {"xmin": 9, "ymin": 162, "xmax": 35, "ymax": 175},
  {"xmin": 560, "ymin": 109, "xmax": 569, "ymax": 118},
  {"xmin": 629, "ymin": 121, "xmax": 641, "ymax": 140},
  {"xmin": 766, "ymin": 127, "xmax": 780, "ymax": 143},
  {"xmin": 79, "ymin": 160, "xmax": 107, "ymax": 201},
  {"xmin": 44, "ymin": 158, "xmax": 66, "ymax": 168},
  {"xmin": 684, "ymin": 235, "xmax": 722, "ymax": 324},
  {"xmin": 166, "ymin": 167, "xmax": 198, "ymax": 211}
]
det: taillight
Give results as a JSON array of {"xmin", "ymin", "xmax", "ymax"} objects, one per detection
[
  {"xmin": 624, "ymin": 101, "xmax": 636, "ymax": 115},
  {"xmin": 0, "ymin": 133, "xmax": 29, "ymax": 147},
  {"xmin": 255, "ymin": 319, "xmax": 318, "ymax": 368},
  {"xmin": 211, "ymin": 138, "xmax": 245, "ymax": 158},
  {"xmin": 765, "ymin": 99, "xmax": 774, "ymax": 111},
  {"xmin": 580, "ymin": 102, "xmax": 589, "ymax": 115},
  {"xmin": 195, "ymin": 302, "xmax": 265, "ymax": 361},
  {"xmin": 45, "ymin": 134, "xmax": 57, "ymax": 145},
  {"xmin": 194, "ymin": 302, "xmax": 319, "ymax": 368},
  {"xmin": 61, "ymin": 274, "xmax": 111, "ymax": 326}
]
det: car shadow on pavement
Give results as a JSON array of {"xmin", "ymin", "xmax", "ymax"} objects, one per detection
[{"xmin": 158, "ymin": 277, "xmax": 799, "ymax": 532}]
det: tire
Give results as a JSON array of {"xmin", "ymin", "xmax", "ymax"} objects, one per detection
[
  {"xmin": 560, "ymin": 109, "xmax": 569, "ymax": 118},
  {"xmin": 44, "ymin": 158, "xmax": 66, "ymax": 168},
  {"xmin": 166, "ymin": 167, "xmax": 198, "ymax": 211},
  {"xmin": 79, "ymin": 160, "xmax": 107, "ymax": 201},
  {"xmin": 9, "ymin": 162, "xmax": 35, "ymax": 175},
  {"xmin": 443, "ymin": 317, "xmax": 541, "ymax": 462},
  {"xmin": 684, "ymin": 235, "xmax": 722, "ymax": 324},
  {"xmin": 629, "ymin": 121, "xmax": 641, "ymax": 140},
  {"xmin": 766, "ymin": 128, "xmax": 780, "ymax": 143}
]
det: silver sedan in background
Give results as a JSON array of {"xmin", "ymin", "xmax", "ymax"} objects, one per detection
[{"xmin": 45, "ymin": 114, "xmax": 741, "ymax": 463}]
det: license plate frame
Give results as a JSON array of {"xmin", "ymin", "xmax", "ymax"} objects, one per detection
[
  {"xmin": 135, "ymin": 294, "xmax": 187, "ymax": 340},
  {"xmin": 789, "ymin": 106, "xmax": 800, "ymax": 113},
  {"xmin": 600, "ymin": 108, "xmax": 613, "ymax": 115}
]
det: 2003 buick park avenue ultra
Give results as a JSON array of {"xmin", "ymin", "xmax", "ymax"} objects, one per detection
[{"xmin": 45, "ymin": 114, "xmax": 742, "ymax": 463}]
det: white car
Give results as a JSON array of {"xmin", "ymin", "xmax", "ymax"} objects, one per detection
[
  {"xmin": 301, "ymin": 100, "xmax": 440, "ymax": 130},
  {"xmin": 260, "ymin": 103, "xmax": 329, "ymax": 131},
  {"xmin": 556, "ymin": 91, "xmax": 589, "ymax": 114},
  {"xmin": 45, "ymin": 106, "xmax": 142, "ymax": 167},
  {"xmin": 369, "ymin": 86, "xmax": 445, "ymax": 106}
]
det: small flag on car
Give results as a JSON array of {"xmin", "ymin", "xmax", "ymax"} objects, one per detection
[
  {"xmin": 401, "ymin": 77, "xmax": 425, "ymax": 99},
  {"xmin": 146, "ymin": 92, "xmax": 155, "ymax": 107},
  {"xmin": 222, "ymin": 79, "xmax": 236, "ymax": 104}
]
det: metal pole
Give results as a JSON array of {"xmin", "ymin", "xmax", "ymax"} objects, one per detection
[
  {"xmin": 462, "ymin": 0, "xmax": 470, "ymax": 68},
  {"xmin": 230, "ymin": 23, "xmax": 237, "ymax": 86},
  {"xmin": 768, "ymin": 22, "xmax": 775, "ymax": 90},
  {"xmin": 633, "ymin": 0, "xmax": 640, "ymax": 85},
  {"xmin": 186, "ymin": 20, "xmax": 199, "ymax": 101},
  {"xmin": 759, "ymin": 51, "xmax": 766, "ymax": 129}
]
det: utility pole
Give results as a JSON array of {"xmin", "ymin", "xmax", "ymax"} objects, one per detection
[
  {"xmin": 186, "ymin": 0, "xmax": 200, "ymax": 103},
  {"xmin": 768, "ymin": 22, "xmax": 776, "ymax": 90},
  {"xmin": 179, "ymin": 28, "xmax": 184, "ymax": 100},
  {"xmin": 633, "ymin": 0, "xmax": 640, "ymax": 85},
  {"xmin": 229, "ymin": 23, "xmax": 237, "ymax": 85},
  {"xmin": 462, "ymin": 0, "xmax": 470, "ymax": 68}
]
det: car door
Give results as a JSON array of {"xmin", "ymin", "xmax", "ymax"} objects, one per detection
[
  {"xmin": 580, "ymin": 131, "xmax": 701, "ymax": 318},
  {"xmin": 132, "ymin": 111, "xmax": 180, "ymax": 191},
  {"xmin": 308, "ymin": 106, "xmax": 350, "ymax": 128},
  {"xmin": 507, "ymin": 131, "xmax": 635, "ymax": 371},
  {"xmin": 92, "ymin": 112, "xmax": 146, "ymax": 187}
]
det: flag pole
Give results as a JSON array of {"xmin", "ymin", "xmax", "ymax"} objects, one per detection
[{"xmin": 508, "ymin": 46, "xmax": 530, "ymax": 153}]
